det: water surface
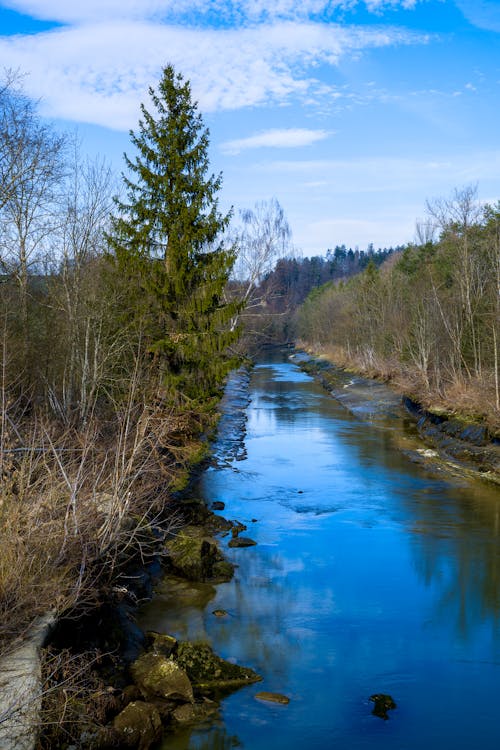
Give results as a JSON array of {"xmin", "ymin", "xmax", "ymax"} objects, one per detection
[{"xmin": 140, "ymin": 355, "xmax": 500, "ymax": 750}]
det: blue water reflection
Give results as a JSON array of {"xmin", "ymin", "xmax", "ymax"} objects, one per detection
[{"xmin": 147, "ymin": 357, "xmax": 500, "ymax": 750}]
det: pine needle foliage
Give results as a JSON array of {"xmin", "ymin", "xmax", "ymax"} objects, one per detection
[{"xmin": 107, "ymin": 65, "xmax": 240, "ymax": 405}]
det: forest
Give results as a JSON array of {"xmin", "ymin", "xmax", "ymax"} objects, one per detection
[{"xmin": 296, "ymin": 186, "xmax": 500, "ymax": 431}]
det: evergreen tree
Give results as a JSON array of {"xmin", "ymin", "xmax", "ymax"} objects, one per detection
[{"xmin": 108, "ymin": 65, "xmax": 239, "ymax": 404}]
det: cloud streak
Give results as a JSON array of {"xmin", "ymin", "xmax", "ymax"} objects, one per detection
[
  {"xmin": 0, "ymin": 0, "xmax": 423, "ymax": 24},
  {"xmin": 221, "ymin": 128, "xmax": 331, "ymax": 154},
  {"xmin": 0, "ymin": 20, "xmax": 428, "ymax": 129}
]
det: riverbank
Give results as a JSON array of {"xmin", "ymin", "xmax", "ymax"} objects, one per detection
[
  {"xmin": 0, "ymin": 368, "xmax": 256, "ymax": 749},
  {"xmin": 22, "ymin": 368, "xmax": 254, "ymax": 749},
  {"xmin": 294, "ymin": 347, "xmax": 500, "ymax": 485}
]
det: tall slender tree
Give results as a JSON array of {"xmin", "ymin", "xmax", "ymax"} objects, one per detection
[{"xmin": 108, "ymin": 65, "xmax": 239, "ymax": 404}]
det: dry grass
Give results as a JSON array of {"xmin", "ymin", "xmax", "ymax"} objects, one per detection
[
  {"xmin": 35, "ymin": 647, "xmax": 121, "ymax": 750},
  {"xmin": 0, "ymin": 393, "xmax": 190, "ymax": 659},
  {"xmin": 300, "ymin": 341, "xmax": 500, "ymax": 434}
]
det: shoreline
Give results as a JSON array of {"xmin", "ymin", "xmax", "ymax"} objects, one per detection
[{"xmin": 292, "ymin": 348, "xmax": 500, "ymax": 486}]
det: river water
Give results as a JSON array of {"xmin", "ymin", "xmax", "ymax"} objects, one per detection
[{"xmin": 140, "ymin": 353, "xmax": 500, "ymax": 750}]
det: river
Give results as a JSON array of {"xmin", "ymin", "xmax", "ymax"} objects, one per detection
[{"xmin": 139, "ymin": 352, "xmax": 500, "ymax": 750}]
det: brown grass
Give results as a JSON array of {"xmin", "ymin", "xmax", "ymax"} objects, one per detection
[
  {"xmin": 0, "ymin": 394, "xmax": 190, "ymax": 659},
  {"xmin": 300, "ymin": 341, "xmax": 500, "ymax": 434}
]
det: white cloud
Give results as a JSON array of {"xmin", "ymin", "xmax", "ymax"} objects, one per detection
[
  {"xmin": 221, "ymin": 127, "xmax": 331, "ymax": 154},
  {"xmin": 454, "ymin": 0, "xmax": 500, "ymax": 33},
  {"xmin": 0, "ymin": 21, "xmax": 427, "ymax": 129},
  {"xmin": 0, "ymin": 0, "xmax": 424, "ymax": 24}
]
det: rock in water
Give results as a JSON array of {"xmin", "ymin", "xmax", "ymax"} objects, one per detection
[
  {"xmin": 255, "ymin": 691, "xmax": 290, "ymax": 705},
  {"xmin": 212, "ymin": 609, "xmax": 228, "ymax": 617},
  {"xmin": 369, "ymin": 693, "xmax": 397, "ymax": 719},
  {"xmin": 228, "ymin": 536, "xmax": 257, "ymax": 548},
  {"xmin": 174, "ymin": 641, "xmax": 261, "ymax": 694},
  {"xmin": 131, "ymin": 653, "xmax": 194, "ymax": 703},
  {"xmin": 113, "ymin": 701, "xmax": 162, "ymax": 749}
]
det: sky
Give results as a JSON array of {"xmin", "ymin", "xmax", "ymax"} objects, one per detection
[{"xmin": 0, "ymin": 0, "xmax": 499, "ymax": 254}]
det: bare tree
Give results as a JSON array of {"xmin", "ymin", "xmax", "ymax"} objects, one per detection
[
  {"xmin": 426, "ymin": 184, "xmax": 484, "ymax": 378},
  {"xmin": 48, "ymin": 145, "xmax": 116, "ymax": 423},
  {"xmin": 0, "ymin": 79, "xmax": 66, "ymax": 358},
  {"xmin": 230, "ymin": 197, "xmax": 291, "ymax": 331}
]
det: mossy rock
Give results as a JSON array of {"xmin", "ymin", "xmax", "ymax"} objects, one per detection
[
  {"xmin": 211, "ymin": 560, "xmax": 235, "ymax": 582},
  {"xmin": 173, "ymin": 642, "xmax": 261, "ymax": 695},
  {"xmin": 171, "ymin": 699, "xmax": 219, "ymax": 725},
  {"xmin": 113, "ymin": 701, "xmax": 162, "ymax": 749},
  {"xmin": 131, "ymin": 652, "xmax": 194, "ymax": 703},
  {"xmin": 166, "ymin": 526, "xmax": 234, "ymax": 582},
  {"xmin": 228, "ymin": 536, "xmax": 257, "ymax": 548},
  {"xmin": 255, "ymin": 691, "xmax": 290, "ymax": 705},
  {"xmin": 166, "ymin": 527, "xmax": 219, "ymax": 581},
  {"xmin": 146, "ymin": 631, "xmax": 178, "ymax": 657}
]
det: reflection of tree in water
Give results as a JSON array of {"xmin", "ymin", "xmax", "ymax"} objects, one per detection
[
  {"xmin": 207, "ymin": 546, "xmax": 305, "ymax": 678},
  {"xmin": 332, "ymin": 402, "xmax": 500, "ymax": 640},
  {"xmin": 408, "ymin": 480, "xmax": 500, "ymax": 638}
]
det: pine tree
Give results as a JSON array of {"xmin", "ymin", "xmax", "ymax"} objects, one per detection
[{"xmin": 108, "ymin": 65, "xmax": 240, "ymax": 405}]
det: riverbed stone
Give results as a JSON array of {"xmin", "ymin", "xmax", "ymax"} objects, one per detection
[
  {"xmin": 228, "ymin": 536, "xmax": 257, "ymax": 548},
  {"xmin": 130, "ymin": 653, "xmax": 194, "ymax": 703},
  {"xmin": 211, "ymin": 501, "xmax": 225, "ymax": 510},
  {"xmin": 173, "ymin": 641, "xmax": 261, "ymax": 694},
  {"xmin": 255, "ymin": 691, "xmax": 290, "ymax": 705},
  {"xmin": 171, "ymin": 699, "xmax": 219, "ymax": 725},
  {"xmin": 369, "ymin": 693, "xmax": 396, "ymax": 719},
  {"xmin": 113, "ymin": 701, "xmax": 162, "ymax": 749},
  {"xmin": 211, "ymin": 560, "xmax": 235, "ymax": 581},
  {"xmin": 166, "ymin": 526, "xmax": 220, "ymax": 581}
]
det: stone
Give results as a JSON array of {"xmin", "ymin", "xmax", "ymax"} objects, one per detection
[
  {"xmin": 211, "ymin": 560, "xmax": 235, "ymax": 582},
  {"xmin": 166, "ymin": 526, "xmax": 220, "ymax": 581},
  {"xmin": 369, "ymin": 693, "xmax": 397, "ymax": 720},
  {"xmin": 228, "ymin": 537, "xmax": 257, "ymax": 548},
  {"xmin": 173, "ymin": 641, "xmax": 261, "ymax": 694},
  {"xmin": 211, "ymin": 501, "xmax": 225, "ymax": 510},
  {"xmin": 113, "ymin": 701, "xmax": 162, "ymax": 749},
  {"xmin": 131, "ymin": 653, "xmax": 194, "ymax": 704},
  {"xmin": 146, "ymin": 632, "xmax": 178, "ymax": 658},
  {"xmin": 171, "ymin": 699, "xmax": 219, "ymax": 725},
  {"xmin": 255, "ymin": 691, "xmax": 290, "ymax": 705}
]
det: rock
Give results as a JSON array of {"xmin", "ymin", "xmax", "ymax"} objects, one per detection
[
  {"xmin": 173, "ymin": 641, "xmax": 261, "ymax": 694},
  {"xmin": 212, "ymin": 609, "xmax": 228, "ymax": 617},
  {"xmin": 232, "ymin": 521, "xmax": 247, "ymax": 533},
  {"xmin": 211, "ymin": 560, "xmax": 235, "ymax": 582},
  {"xmin": 166, "ymin": 526, "xmax": 221, "ymax": 581},
  {"xmin": 113, "ymin": 701, "xmax": 162, "ymax": 749},
  {"xmin": 211, "ymin": 501, "xmax": 225, "ymax": 510},
  {"xmin": 171, "ymin": 699, "xmax": 219, "ymax": 725},
  {"xmin": 255, "ymin": 691, "xmax": 290, "ymax": 705},
  {"xmin": 146, "ymin": 632, "xmax": 178, "ymax": 658},
  {"xmin": 228, "ymin": 537, "xmax": 257, "ymax": 548},
  {"xmin": 369, "ymin": 693, "xmax": 397, "ymax": 720},
  {"xmin": 131, "ymin": 653, "xmax": 194, "ymax": 704},
  {"xmin": 121, "ymin": 684, "xmax": 142, "ymax": 707}
]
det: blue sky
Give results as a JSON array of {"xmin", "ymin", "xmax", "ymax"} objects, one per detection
[{"xmin": 0, "ymin": 0, "xmax": 499, "ymax": 254}]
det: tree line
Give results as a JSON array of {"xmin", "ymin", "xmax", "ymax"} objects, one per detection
[{"xmin": 296, "ymin": 186, "xmax": 500, "ymax": 427}]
